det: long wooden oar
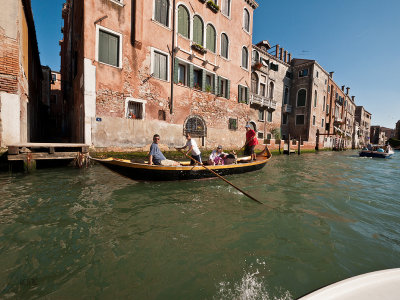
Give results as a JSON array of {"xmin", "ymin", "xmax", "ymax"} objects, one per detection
[{"xmin": 179, "ymin": 150, "xmax": 263, "ymax": 205}]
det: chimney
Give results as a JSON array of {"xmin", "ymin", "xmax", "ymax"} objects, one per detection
[
  {"xmin": 284, "ymin": 50, "xmax": 288, "ymax": 63},
  {"xmin": 341, "ymin": 85, "xmax": 345, "ymax": 92},
  {"xmin": 275, "ymin": 44, "xmax": 280, "ymax": 58},
  {"xmin": 346, "ymin": 87, "xmax": 350, "ymax": 95},
  {"xmin": 288, "ymin": 53, "xmax": 292, "ymax": 63},
  {"xmin": 279, "ymin": 48, "xmax": 283, "ymax": 60},
  {"xmin": 351, "ymin": 96, "xmax": 355, "ymax": 102},
  {"xmin": 329, "ymin": 71, "xmax": 334, "ymax": 78}
]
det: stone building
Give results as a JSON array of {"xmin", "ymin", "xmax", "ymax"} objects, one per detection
[
  {"xmin": 250, "ymin": 41, "xmax": 291, "ymax": 145},
  {"xmin": 0, "ymin": 0, "xmax": 43, "ymax": 147},
  {"xmin": 49, "ymin": 71, "xmax": 65, "ymax": 139},
  {"xmin": 285, "ymin": 59, "xmax": 329, "ymax": 149},
  {"xmin": 61, "ymin": 0, "xmax": 260, "ymax": 149},
  {"xmin": 370, "ymin": 125, "xmax": 386, "ymax": 145},
  {"xmin": 395, "ymin": 121, "xmax": 400, "ymax": 140},
  {"xmin": 355, "ymin": 106, "xmax": 372, "ymax": 146}
]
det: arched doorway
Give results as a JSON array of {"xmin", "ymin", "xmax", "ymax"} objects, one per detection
[{"xmin": 184, "ymin": 115, "xmax": 207, "ymax": 146}]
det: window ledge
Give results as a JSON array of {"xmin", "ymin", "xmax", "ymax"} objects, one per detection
[
  {"xmin": 219, "ymin": 55, "xmax": 230, "ymax": 62},
  {"xmin": 97, "ymin": 61, "xmax": 122, "ymax": 70},
  {"xmin": 151, "ymin": 19, "xmax": 172, "ymax": 31},
  {"xmin": 153, "ymin": 76, "xmax": 170, "ymax": 83},
  {"xmin": 109, "ymin": 0, "xmax": 125, "ymax": 7},
  {"xmin": 221, "ymin": 13, "xmax": 231, "ymax": 20},
  {"xmin": 242, "ymin": 28, "xmax": 251, "ymax": 35},
  {"xmin": 241, "ymin": 66, "xmax": 249, "ymax": 72}
]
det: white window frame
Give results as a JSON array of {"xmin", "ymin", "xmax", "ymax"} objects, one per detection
[
  {"xmin": 221, "ymin": 0, "xmax": 231, "ymax": 18},
  {"xmin": 192, "ymin": 13, "xmax": 205, "ymax": 47},
  {"xmin": 243, "ymin": 8, "xmax": 251, "ymax": 34},
  {"xmin": 295, "ymin": 114, "xmax": 305, "ymax": 125},
  {"xmin": 152, "ymin": 0, "xmax": 172, "ymax": 29},
  {"xmin": 125, "ymin": 97, "xmax": 147, "ymax": 119},
  {"xmin": 205, "ymin": 22, "xmax": 217, "ymax": 54},
  {"xmin": 176, "ymin": 3, "xmax": 191, "ymax": 39},
  {"xmin": 220, "ymin": 32, "xmax": 230, "ymax": 60},
  {"xmin": 151, "ymin": 47, "xmax": 170, "ymax": 82},
  {"xmin": 95, "ymin": 25, "xmax": 123, "ymax": 69},
  {"xmin": 109, "ymin": 0, "xmax": 124, "ymax": 7}
]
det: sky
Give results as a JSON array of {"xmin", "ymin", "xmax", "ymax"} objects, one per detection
[{"xmin": 31, "ymin": 0, "xmax": 400, "ymax": 128}]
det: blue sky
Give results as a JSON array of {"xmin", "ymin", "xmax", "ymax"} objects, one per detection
[{"xmin": 32, "ymin": 0, "xmax": 400, "ymax": 128}]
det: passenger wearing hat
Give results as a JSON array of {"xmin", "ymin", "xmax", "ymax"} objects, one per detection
[
  {"xmin": 208, "ymin": 145, "xmax": 226, "ymax": 165},
  {"xmin": 243, "ymin": 124, "xmax": 258, "ymax": 161}
]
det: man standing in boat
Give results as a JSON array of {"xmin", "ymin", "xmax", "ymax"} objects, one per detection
[
  {"xmin": 243, "ymin": 124, "xmax": 258, "ymax": 161},
  {"xmin": 176, "ymin": 133, "xmax": 202, "ymax": 165},
  {"xmin": 149, "ymin": 134, "xmax": 179, "ymax": 166}
]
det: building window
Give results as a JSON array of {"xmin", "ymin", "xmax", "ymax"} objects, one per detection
[
  {"xmin": 205, "ymin": 73, "xmax": 214, "ymax": 93},
  {"xmin": 158, "ymin": 110, "xmax": 166, "ymax": 120},
  {"xmin": 178, "ymin": 63, "xmax": 187, "ymax": 85},
  {"xmin": 285, "ymin": 71, "xmax": 293, "ymax": 79},
  {"xmin": 312, "ymin": 115, "xmax": 316, "ymax": 126},
  {"xmin": 296, "ymin": 115, "xmax": 305, "ymax": 125},
  {"xmin": 184, "ymin": 115, "xmax": 207, "ymax": 137},
  {"xmin": 323, "ymin": 96, "xmax": 326, "ymax": 111},
  {"xmin": 177, "ymin": 5, "xmax": 189, "ymax": 38},
  {"xmin": 251, "ymin": 72, "xmax": 258, "ymax": 94},
  {"xmin": 297, "ymin": 89, "xmax": 306, "ymax": 107},
  {"xmin": 269, "ymin": 82, "xmax": 274, "ymax": 99},
  {"xmin": 316, "ymin": 70, "xmax": 319, "ymax": 78},
  {"xmin": 206, "ymin": 24, "xmax": 216, "ymax": 53},
  {"xmin": 314, "ymin": 90, "xmax": 317, "ymax": 107},
  {"xmin": 242, "ymin": 47, "xmax": 249, "ymax": 69},
  {"xmin": 270, "ymin": 62, "xmax": 279, "ymax": 71},
  {"xmin": 282, "ymin": 113, "xmax": 288, "ymax": 125},
  {"xmin": 152, "ymin": 49, "xmax": 169, "ymax": 81},
  {"xmin": 252, "ymin": 50, "xmax": 259, "ymax": 65},
  {"xmin": 154, "ymin": 0, "xmax": 169, "ymax": 27},
  {"xmin": 228, "ymin": 118, "xmax": 237, "ymax": 130},
  {"xmin": 260, "ymin": 83, "xmax": 266, "ymax": 97},
  {"xmin": 299, "ymin": 69, "xmax": 308, "ymax": 77},
  {"xmin": 238, "ymin": 85, "xmax": 248, "ymax": 103},
  {"xmin": 258, "ymin": 109, "xmax": 264, "ymax": 121},
  {"xmin": 126, "ymin": 99, "xmax": 146, "ymax": 119},
  {"xmin": 193, "ymin": 15, "xmax": 204, "ymax": 46},
  {"xmin": 221, "ymin": 33, "xmax": 229, "ymax": 59},
  {"xmin": 218, "ymin": 77, "xmax": 230, "ymax": 98},
  {"xmin": 267, "ymin": 111, "xmax": 272, "ymax": 122},
  {"xmin": 258, "ymin": 131, "xmax": 264, "ymax": 139},
  {"xmin": 243, "ymin": 8, "xmax": 250, "ymax": 32},
  {"xmin": 98, "ymin": 29, "xmax": 120, "ymax": 67},
  {"xmin": 193, "ymin": 69, "xmax": 202, "ymax": 90},
  {"xmin": 321, "ymin": 118, "xmax": 325, "ymax": 128},
  {"xmin": 222, "ymin": 0, "xmax": 231, "ymax": 17},
  {"xmin": 51, "ymin": 73, "xmax": 56, "ymax": 84},
  {"xmin": 326, "ymin": 104, "xmax": 330, "ymax": 114},
  {"xmin": 266, "ymin": 133, "xmax": 272, "ymax": 140},
  {"xmin": 283, "ymin": 86, "xmax": 289, "ymax": 104}
]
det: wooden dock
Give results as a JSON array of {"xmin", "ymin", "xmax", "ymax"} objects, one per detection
[{"xmin": 7, "ymin": 143, "xmax": 89, "ymax": 170}]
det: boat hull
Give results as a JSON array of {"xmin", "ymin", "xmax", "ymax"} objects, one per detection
[
  {"xmin": 359, "ymin": 151, "xmax": 393, "ymax": 158},
  {"xmin": 94, "ymin": 158, "xmax": 269, "ymax": 181}
]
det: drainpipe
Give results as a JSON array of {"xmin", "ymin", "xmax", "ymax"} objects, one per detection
[
  {"xmin": 170, "ymin": 0, "xmax": 176, "ymax": 114},
  {"xmin": 131, "ymin": 0, "xmax": 136, "ymax": 46}
]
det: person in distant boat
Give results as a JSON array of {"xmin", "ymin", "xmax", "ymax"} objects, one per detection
[
  {"xmin": 149, "ymin": 134, "xmax": 180, "ymax": 166},
  {"xmin": 176, "ymin": 133, "xmax": 202, "ymax": 165},
  {"xmin": 208, "ymin": 145, "xmax": 226, "ymax": 165},
  {"xmin": 243, "ymin": 124, "xmax": 258, "ymax": 161}
]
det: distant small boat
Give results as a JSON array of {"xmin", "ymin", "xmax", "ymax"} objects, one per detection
[
  {"xmin": 359, "ymin": 145, "xmax": 394, "ymax": 158},
  {"xmin": 299, "ymin": 268, "xmax": 400, "ymax": 300}
]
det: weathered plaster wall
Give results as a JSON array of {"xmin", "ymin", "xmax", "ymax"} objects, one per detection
[{"xmin": 0, "ymin": 92, "xmax": 20, "ymax": 146}]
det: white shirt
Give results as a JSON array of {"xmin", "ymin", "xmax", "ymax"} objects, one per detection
[{"xmin": 186, "ymin": 139, "xmax": 201, "ymax": 156}]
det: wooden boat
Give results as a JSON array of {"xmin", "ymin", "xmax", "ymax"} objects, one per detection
[
  {"xmin": 359, "ymin": 145, "xmax": 394, "ymax": 158},
  {"xmin": 299, "ymin": 268, "xmax": 400, "ymax": 299},
  {"xmin": 93, "ymin": 151, "xmax": 271, "ymax": 181}
]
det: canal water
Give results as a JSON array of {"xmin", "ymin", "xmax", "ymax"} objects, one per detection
[{"xmin": 0, "ymin": 151, "xmax": 399, "ymax": 299}]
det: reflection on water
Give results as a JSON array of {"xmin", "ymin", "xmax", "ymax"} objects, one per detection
[{"xmin": 0, "ymin": 151, "xmax": 400, "ymax": 298}]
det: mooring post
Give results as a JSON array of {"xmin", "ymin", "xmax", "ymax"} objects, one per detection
[
  {"xmin": 298, "ymin": 136, "xmax": 301, "ymax": 155},
  {"xmin": 315, "ymin": 129, "xmax": 320, "ymax": 151},
  {"xmin": 288, "ymin": 134, "xmax": 291, "ymax": 156},
  {"xmin": 23, "ymin": 153, "xmax": 36, "ymax": 172},
  {"xmin": 278, "ymin": 141, "xmax": 281, "ymax": 154}
]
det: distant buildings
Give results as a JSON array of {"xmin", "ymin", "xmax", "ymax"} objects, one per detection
[
  {"xmin": 355, "ymin": 106, "xmax": 372, "ymax": 146},
  {"xmin": 0, "ymin": 0, "xmax": 43, "ymax": 147},
  {"xmin": 396, "ymin": 121, "xmax": 400, "ymax": 139}
]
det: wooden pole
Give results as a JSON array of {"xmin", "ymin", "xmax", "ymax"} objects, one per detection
[
  {"xmin": 278, "ymin": 141, "xmax": 281, "ymax": 154},
  {"xmin": 315, "ymin": 129, "xmax": 320, "ymax": 151},
  {"xmin": 180, "ymin": 151, "xmax": 263, "ymax": 204},
  {"xmin": 298, "ymin": 136, "xmax": 301, "ymax": 155},
  {"xmin": 288, "ymin": 134, "xmax": 291, "ymax": 155}
]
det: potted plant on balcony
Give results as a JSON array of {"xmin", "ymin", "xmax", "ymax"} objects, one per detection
[
  {"xmin": 253, "ymin": 62, "xmax": 262, "ymax": 70},
  {"xmin": 206, "ymin": 0, "xmax": 220, "ymax": 13},
  {"xmin": 194, "ymin": 83, "xmax": 202, "ymax": 91},
  {"xmin": 191, "ymin": 43, "xmax": 207, "ymax": 54}
]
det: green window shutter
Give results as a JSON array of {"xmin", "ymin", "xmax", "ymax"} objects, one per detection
[
  {"xmin": 108, "ymin": 34, "xmax": 119, "ymax": 67},
  {"xmin": 193, "ymin": 16, "xmax": 203, "ymax": 45},
  {"xmin": 213, "ymin": 75, "xmax": 218, "ymax": 94},
  {"xmin": 189, "ymin": 64, "xmax": 194, "ymax": 88},
  {"xmin": 218, "ymin": 76, "xmax": 222, "ymax": 96},
  {"xmin": 201, "ymin": 69, "xmax": 207, "ymax": 92},
  {"xmin": 206, "ymin": 25, "xmax": 215, "ymax": 52},
  {"xmin": 226, "ymin": 80, "xmax": 230, "ymax": 99},
  {"xmin": 238, "ymin": 85, "xmax": 242, "ymax": 103},
  {"xmin": 99, "ymin": 31, "xmax": 108, "ymax": 64},
  {"xmin": 173, "ymin": 58, "xmax": 179, "ymax": 83},
  {"xmin": 178, "ymin": 6, "xmax": 189, "ymax": 38},
  {"xmin": 155, "ymin": 0, "xmax": 161, "ymax": 23},
  {"xmin": 246, "ymin": 87, "xmax": 250, "ymax": 104}
]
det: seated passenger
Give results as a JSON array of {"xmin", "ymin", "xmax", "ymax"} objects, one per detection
[
  {"xmin": 208, "ymin": 145, "xmax": 226, "ymax": 165},
  {"xmin": 149, "ymin": 134, "xmax": 180, "ymax": 166},
  {"xmin": 223, "ymin": 151, "xmax": 237, "ymax": 165}
]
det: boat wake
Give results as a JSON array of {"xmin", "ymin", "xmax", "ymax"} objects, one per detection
[{"xmin": 214, "ymin": 270, "xmax": 292, "ymax": 300}]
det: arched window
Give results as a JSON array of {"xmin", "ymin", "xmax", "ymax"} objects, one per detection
[
  {"xmin": 206, "ymin": 24, "xmax": 216, "ymax": 53},
  {"xmin": 251, "ymin": 72, "xmax": 258, "ymax": 94},
  {"xmin": 314, "ymin": 90, "xmax": 317, "ymax": 107},
  {"xmin": 154, "ymin": 0, "xmax": 169, "ymax": 27},
  {"xmin": 193, "ymin": 15, "xmax": 204, "ymax": 46},
  {"xmin": 222, "ymin": 0, "xmax": 231, "ymax": 17},
  {"xmin": 184, "ymin": 115, "xmax": 207, "ymax": 137},
  {"xmin": 242, "ymin": 47, "xmax": 248, "ymax": 69},
  {"xmin": 221, "ymin": 33, "xmax": 229, "ymax": 59},
  {"xmin": 297, "ymin": 89, "xmax": 307, "ymax": 107},
  {"xmin": 284, "ymin": 87, "xmax": 289, "ymax": 104},
  {"xmin": 243, "ymin": 8, "xmax": 250, "ymax": 32},
  {"xmin": 177, "ymin": 5, "xmax": 189, "ymax": 38},
  {"xmin": 252, "ymin": 50, "xmax": 259, "ymax": 65},
  {"xmin": 269, "ymin": 82, "xmax": 274, "ymax": 99}
]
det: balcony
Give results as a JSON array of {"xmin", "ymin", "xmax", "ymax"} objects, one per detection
[
  {"xmin": 283, "ymin": 104, "xmax": 292, "ymax": 113},
  {"xmin": 250, "ymin": 93, "xmax": 277, "ymax": 110}
]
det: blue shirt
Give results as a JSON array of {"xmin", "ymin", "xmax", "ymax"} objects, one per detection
[{"xmin": 149, "ymin": 143, "xmax": 166, "ymax": 165}]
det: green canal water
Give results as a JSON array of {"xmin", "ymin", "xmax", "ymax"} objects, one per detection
[{"xmin": 0, "ymin": 151, "xmax": 399, "ymax": 299}]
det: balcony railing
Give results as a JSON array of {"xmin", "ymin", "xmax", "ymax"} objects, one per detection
[
  {"xmin": 283, "ymin": 104, "xmax": 292, "ymax": 113},
  {"xmin": 250, "ymin": 93, "xmax": 277, "ymax": 109}
]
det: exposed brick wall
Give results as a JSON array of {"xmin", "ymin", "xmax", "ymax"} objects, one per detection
[
  {"xmin": 96, "ymin": 88, "xmax": 126, "ymax": 118},
  {"xmin": 0, "ymin": 32, "xmax": 19, "ymax": 94}
]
